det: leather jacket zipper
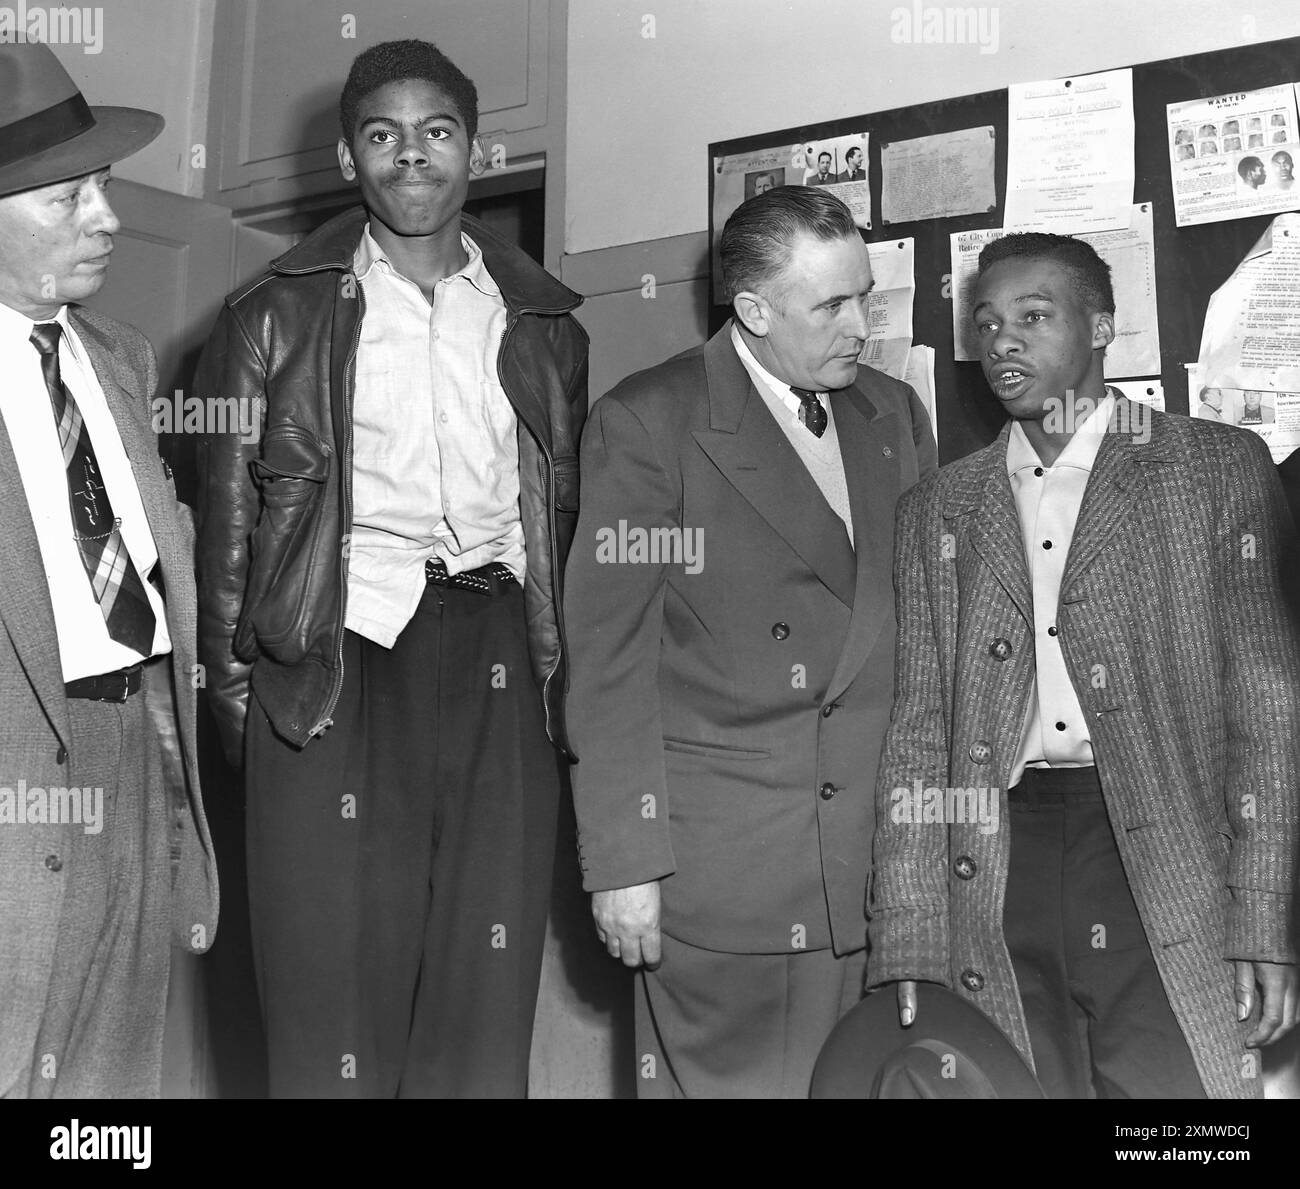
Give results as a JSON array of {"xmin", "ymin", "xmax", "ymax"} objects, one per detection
[{"xmin": 309, "ymin": 282, "xmax": 363, "ymax": 738}]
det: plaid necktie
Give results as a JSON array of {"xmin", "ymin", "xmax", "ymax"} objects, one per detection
[
  {"xmin": 29, "ymin": 321, "xmax": 156, "ymax": 655},
  {"xmin": 790, "ymin": 386, "xmax": 828, "ymax": 437}
]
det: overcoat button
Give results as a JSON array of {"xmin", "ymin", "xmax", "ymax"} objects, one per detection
[
  {"xmin": 772, "ymin": 622, "xmax": 790, "ymax": 640},
  {"xmin": 819, "ymin": 782, "xmax": 836, "ymax": 800},
  {"xmin": 56, "ymin": 745, "xmax": 67, "ymax": 764},
  {"xmin": 821, "ymin": 703, "xmax": 836, "ymax": 718},
  {"xmin": 954, "ymin": 855, "xmax": 977, "ymax": 879},
  {"xmin": 960, "ymin": 968, "xmax": 985, "ymax": 992},
  {"xmin": 989, "ymin": 638, "xmax": 1012, "ymax": 661},
  {"xmin": 45, "ymin": 854, "xmax": 63, "ymax": 872},
  {"xmin": 968, "ymin": 740, "xmax": 992, "ymax": 764}
]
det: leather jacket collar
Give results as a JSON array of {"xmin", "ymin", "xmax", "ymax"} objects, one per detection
[{"xmin": 269, "ymin": 205, "xmax": 582, "ymax": 316}]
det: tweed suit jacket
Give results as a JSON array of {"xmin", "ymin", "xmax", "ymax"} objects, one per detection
[
  {"xmin": 0, "ymin": 306, "xmax": 219, "ymax": 1095},
  {"xmin": 867, "ymin": 399, "xmax": 1299, "ymax": 1100}
]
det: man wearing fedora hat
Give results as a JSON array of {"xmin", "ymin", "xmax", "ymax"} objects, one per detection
[{"xmin": 0, "ymin": 42, "xmax": 218, "ymax": 1098}]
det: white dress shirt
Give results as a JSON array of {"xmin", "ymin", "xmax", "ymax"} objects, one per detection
[
  {"xmin": 0, "ymin": 300, "xmax": 170, "ymax": 681},
  {"xmin": 1006, "ymin": 391, "xmax": 1117, "ymax": 786},
  {"xmin": 345, "ymin": 226, "xmax": 525, "ymax": 648},
  {"xmin": 730, "ymin": 324, "xmax": 854, "ymax": 543}
]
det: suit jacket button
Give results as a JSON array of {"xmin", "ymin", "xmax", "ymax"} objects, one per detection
[
  {"xmin": 56, "ymin": 745, "xmax": 68, "ymax": 764},
  {"xmin": 772, "ymin": 622, "xmax": 790, "ymax": 640},
  {"xmin": 960, "ymin": 968, "xmax": 985, "ymax": 992},
  {"xmin": 819, "ymin": 782, "xmax": 836, "ymax": 800},
  {"xmin": 954, "ymin": 855, "xmax": 977, "ymax": 879},
  {"xmin": 44, "ymin": 854, "xmax": 63, "ymax": 872},
  {"xmin": 968, "ymin": 740, "xmax": 992, "ymax": 764},
  {"xmin": 989, "ymin": 638, "xmax": 1012, "ymax": 661},
  {"xmin": 821, "ymin": 703, "xmax": 836, "ymax": 718}
]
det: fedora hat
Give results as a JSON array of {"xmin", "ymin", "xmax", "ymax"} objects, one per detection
[
  {"xmin": 810, "ymin": 984, "xmax": 1046, "ymax": 1099},
  {"xmin": 0, "ymin": 41, "xmax": 163, "ymax": 198}
]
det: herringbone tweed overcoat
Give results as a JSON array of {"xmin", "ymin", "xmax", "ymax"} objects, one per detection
[{"xmin": 867, "ymin": 399, "xmax": 1299, "ymax": 1099}]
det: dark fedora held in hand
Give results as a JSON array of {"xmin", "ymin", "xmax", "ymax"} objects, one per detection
[
  {"xmin": 811, "ymin": 983, "xmax": 1046, "ymax": 1098},
  {"xmin": 0, "ymin": 41, "xmax": 163, "ymax": 197}
]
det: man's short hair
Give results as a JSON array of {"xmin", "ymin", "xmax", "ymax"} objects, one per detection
[
  {"xmin": 1237, "ymin": 155, "xmax": 1264, "ymax": 180},
  {"xmin": 340, "ymin": 39, "xmax": 479, "ymax": 142},
  {"xmin": 1273, "ymin": 150, "xmax": 1293, "ymax": 165},
  {"xmin": 846, "ymin": 146, "xmax": 863, "ymax": 161},
  {"xmin": 818, "ymin": 151, "xmax": 832, "ymax": 163},
  {"xmin": 976, "ymin": 232, "xmax": 1115, "ymax": 315},
  {"xmin": 720, "ymin": 186, "xmax": 859, "ymax": 304}
]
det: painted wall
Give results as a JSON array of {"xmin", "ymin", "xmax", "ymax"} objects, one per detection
[{"xmin": 52, "ymin": 0, "xmax": 217, "ymax": 197}]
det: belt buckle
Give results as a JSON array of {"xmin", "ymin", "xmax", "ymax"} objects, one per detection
[{"xmin": 105, "ymin": 668, "xmax": 130, "ymax": 703}]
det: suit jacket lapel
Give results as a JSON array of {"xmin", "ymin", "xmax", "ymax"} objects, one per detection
[
  {"xmin": 0, "ymin": 410, "xmax": 72, "ymax": 747},
  {"xmin": 692, "ymin": 325, "xmax": 856, "ymax": 607},
  {"xmin": 70, "ymin": 310, "xmax": 185, "ymax": 606},
  {"xmin": 954, "ymin": 425, "xmax": 1034, "ymax": 626},
  {"xmin": 825, "ymin": 383, "xmax": 899, "ymax": 702}
]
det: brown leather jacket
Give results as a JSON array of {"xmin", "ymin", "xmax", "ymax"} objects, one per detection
[{"xmin": 193, "ymin": 207, "xmax": 588, "ymax": 765}]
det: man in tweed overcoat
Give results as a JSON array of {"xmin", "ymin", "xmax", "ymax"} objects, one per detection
[{"xmin": 868, "ymin": 232, "xmax": 1298, "ymax": 1098}]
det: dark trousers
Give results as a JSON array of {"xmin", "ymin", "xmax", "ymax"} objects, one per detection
[
  {"xmin": 245, "ymin": 581, "xmax": 562, "ymax": 1098},
  {"xmin": 1003, "ymin": 767, "xmax": 1206, "ymax": 1099},
  {"xmin": 635, "ymin": 934, "xmax": 867, "ymax": 1098}
]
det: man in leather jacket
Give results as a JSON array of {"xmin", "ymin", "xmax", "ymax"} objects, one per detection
[{"xmin": 194, "ymin": 39, "xmax": 587, "ymax": 1098}]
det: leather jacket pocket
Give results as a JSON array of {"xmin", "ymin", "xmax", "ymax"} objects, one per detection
[
  {"xmin": 236, "ymin": 426, "xmax": 331, "ymax": 658},
  {"xmin": 552, "ymin": 454, "xmax": 580, "ymax": 513}
]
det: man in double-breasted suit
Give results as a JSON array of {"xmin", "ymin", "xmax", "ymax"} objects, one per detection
[
  {"xmin": 0, "ymin": 44, "xmax": 218, "ymax": 1098},
  {"xmin": 565, "ymin": 187, "xmax": 936, "ymax": 1097},
  {"xmin": 869, "ymin": 232, "xmax": 1298, "ymax": 1099}
]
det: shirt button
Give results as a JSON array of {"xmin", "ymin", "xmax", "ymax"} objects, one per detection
[
  {"xmin": 1055, "ymin": 721, "xmax": 1067, "ymax": 732},
  {"xmin": 969, "ymin": 740, "xmax": 992, "ymax": 764},
  {"xmin": 819, "ymin": 782, "xmax": 836, "ymax": 800},
  {"xmin": 1047, "ymin": 626, "xmax": 1058, "ymax": 637},
  {"xmin": 960, "ymin": 968, "xmax": 986, "ymax": 992},
  {"xmin": 1034, "ymin": 467, "xmax": 1044, "ymax": 477},
  {"xmin": 56, "ymin": 745, "xmax": 67, "ymax": 764},
  {"xmin": 432, "ymin": 329, "xmax": 440, "ymax": 341},
  {"xmin": 772, "ymin": 622, "xmax": 790, "ymax": 640},
  {"xmin": 989, "ymin": 638, "xmax": 1012, "ymax": 661},
  {"xmin": 44, "ymin": 854, "xmax": 63, "ymax": 872},
  {"xmin": 439, "ymin": 411, "xmax": 449, "ymax": 423},
  {"xmin": 1043, "ymin": 540, "xmax": 1053, "ymax": 550},
  {"xmin": 954, "ymin": 855, "xmax": 977, "ymax": 880}
]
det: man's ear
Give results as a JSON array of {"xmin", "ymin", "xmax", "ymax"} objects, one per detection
[
  {"xmin": 469, "ymin": 136, "xmax": 487, "ymax": 178},
  {"xmin": 338, "ymin": 137, "xmax": 357, "ymax": 183},
  {"xmin": 1091, "ymin": 310, "xmax": 1115, "ymax": 351},
  {"xmin": 732, "ymin": 291, "xmax": 772, "ymax": 337}
]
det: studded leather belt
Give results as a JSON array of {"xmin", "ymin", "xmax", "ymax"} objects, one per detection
[{"xmin": 425, "ymin": 558, "xmax": 517, "ymax": 596}]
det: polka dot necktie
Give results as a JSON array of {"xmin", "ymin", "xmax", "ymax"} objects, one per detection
[{"xmin": 790, "ymin": 387, "xmax": 828, "ymax": 438}]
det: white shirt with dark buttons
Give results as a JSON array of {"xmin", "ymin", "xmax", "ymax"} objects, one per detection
[{"xmin": 1006, "ymin": 391, "xmax": 1116, "ymax": 786}]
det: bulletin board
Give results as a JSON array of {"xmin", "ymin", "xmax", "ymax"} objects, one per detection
[{"xmin": 707, "ymin": 35, "xmax": 1300, "ymax": 465}]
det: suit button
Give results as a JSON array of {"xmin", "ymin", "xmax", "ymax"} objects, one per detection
[
  {"xmin": 954, "ymin": 855, "xmax": 977, "ymax": 880},
  {"xmin": 968, "ymin": 740, "xmax": 992, "ymax": 764},
  {"xmin": 772, "ymin": 622, "xmax": 790, "ymax": 640},
  {"xmin": 44, "ymin": 854, "xmax": 63, "ymax": 872},
  {"xmin": 989, "ymin": 638, "xmax": 1012, "ymax": 661},
  {"xmin": 960, "ymin": 968, "xmax": 985, "ymax": 992},
  {"xmin": 56, "ymin": 745, "xmax": 67, "ymax": 764},
  {"xmin": 821, "ymin": 703, "xmax": 836, "ymax": 718},
  {"xmin": 819, "ymin": 782, "xmax": 836, "ymax": 800}
]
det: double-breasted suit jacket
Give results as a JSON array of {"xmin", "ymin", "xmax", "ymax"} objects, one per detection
[
  {"xmin": 868, "ymin": 400, "xmax": 1299, "ymax": 1099},
  {"xmin": 566, "ymin": 323, "xmax": 936, "ymax": 956}
]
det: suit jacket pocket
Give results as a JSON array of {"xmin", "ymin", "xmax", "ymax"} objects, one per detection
[
  {"xmin": 662, "ymin": 736, "xmax": 771, "ymax": 761},
  {"xmin": 236, "ymin": 426, "xmax": 331, "ymax": 658}
]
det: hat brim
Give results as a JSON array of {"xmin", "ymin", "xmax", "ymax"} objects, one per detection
[
  {"xmin": 0, "ymin": 105, "xmax": 163, "ymax": 198},
  {"xmin": 811, "ymin": 983, "xmax": 1046, "ymax": 1099}
]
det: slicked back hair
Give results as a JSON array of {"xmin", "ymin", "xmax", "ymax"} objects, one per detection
[
  {"xmin": 720, "ymin": 187, "xmax": 860, "ymax": 308},
  {"xmin": 340, "ymin": 39, "xmax": 479, "ymax": 143},
  {"xmin": 977, "ymin": 232, "xmax": 1115, "ymax": 315}
]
